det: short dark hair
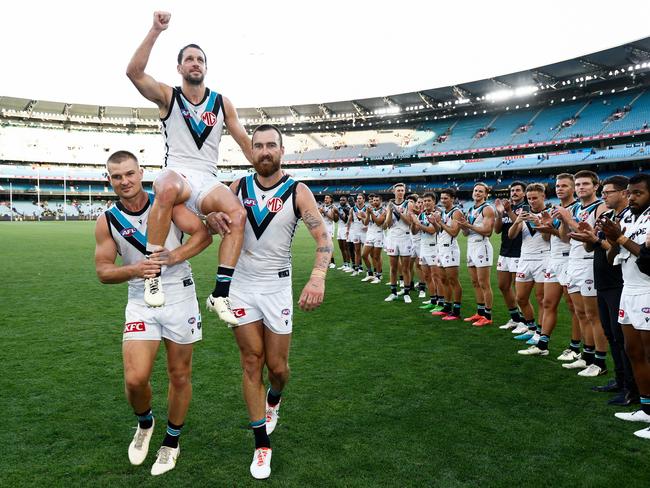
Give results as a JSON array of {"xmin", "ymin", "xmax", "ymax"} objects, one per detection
[
  {"xmin": 629, "ymin": 173, "xmax": 650, "ymax": 191},
  {"xmin": 106, "ymin": 150, "xmax": 138, "ymax": 167},
  {"xmin": 510, "ymin": 181, "xmax": 527, "ymax": 192},
  {"xmin": 574, "ymin": 170, "xmax": 599, "ymax": 186},
  {"xmin": 602, "ymin": 175, "xmax": 629, "ymax": 191},
  {"xmin": 441, "ymin": 188, "xmax": 456, "ymax": 198},
  {"xmin": 252, "ymin": 124, "xmax": 283, "ymax": 147},
  {"xmin": 368, "ymin": 193, "xmax": 377, "ymax": 199},
  {"xmin": 177, "ymin": 44, "xmax": 207, "ymax": 65},
  {"xmin": 422, "ymin": 192, "xmax": 436, "ymax": 201}
]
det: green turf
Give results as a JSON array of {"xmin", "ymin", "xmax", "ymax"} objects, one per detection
[{"xmin": 1, "ymin": 221, "xmax": 648, "ymax": 487}]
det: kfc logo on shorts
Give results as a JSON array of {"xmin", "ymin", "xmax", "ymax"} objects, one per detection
[
  {"xmin": 124, "ymin": 321, "xmax": 146, "ymax": 333},
  {"xmin": 120, "ymin": 227, "xmax": 137, "ymax": 237},
  {"xmin": 281, "ymin": 308, "xmax": 290, "ymax": 316},
  {"xmin": 243, "ymin": 198, "xmax": 257, "ymax": 207},
  {"xmin": 619, "ymin": 309, "xmax": 625, "ymax": 318},
  {"xmin": 232, "ymin": 308, "xmax": 246, "ymax": 318},
  {"xmin": 267, "ymin": 197, "xmax": 284, "ymax": 213},
  {"xmin": 201, "ymin": 112, "xmax": 217, "ymax": 126}
]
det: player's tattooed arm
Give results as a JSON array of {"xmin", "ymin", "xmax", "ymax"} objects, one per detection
[
  {"xmin": 302, "ymin": 209, "xmax": 322, "ymax": 230},
  {"xmin": 296, "ymin": 184, "xmax": 333, "ymax": 311}
]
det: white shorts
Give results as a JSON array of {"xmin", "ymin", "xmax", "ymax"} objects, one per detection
[
  {"xmin": 123, "ymin": 296, "xmax": 202, "ymax": 344},
  {"xmin": 229, "ymin": 285, "xmax": 293, "ymax": 335},
  {"xmin": 439, "ymin": 244, "xmax": 461, "ymax": 268},
  {"xmin": 420, "ymin": 254, "xmax": 439, "ymax": 267},
  {"xmin": 337, "ymin": 224, "xmax": 348, "ymax": 241},
  {"xmin": 364, "ymin": 232, "xmax": 384, "ymax": 248},
  {"xmin": 420, "ymin": 242, "xmax": 438, "ymax": 262},
  {"xmin": 545, "ymin": 257, "xmax": 570, "ymax": 286},
  {"xmin": 497, "ymin": 255, "xmax": 520, "ymax": 273},
  {"xmin": 412, "ymin": 239, "xmax": 421, "ymax": 258},
  {"xmin": 619, "ymin": 292, "xmax": 650, "ymax": 330},
  {"xmin": 349, "ymin": 228, "xmax": 367, "ymax": 245},
  {"xmin": 566, "ymin": 261, "xmax": 596, "ymax": 297},
  {"xmin": 324, "ymin": 223, "xmax": 334, "ymax": 239},
  {"xmin": 467, "ymin": 240, "xmax": 494, "ymax": 268},
  {"xmin": 515, "ymin": 258, "xmax": 547, "ymax": 283},
  {"xmin": 386, "ymin": 235, "xmax": 412, "ymax": 257},
  {"xmin": 161, "ymin": 168, "xmax": 224, "ymax": 217}
]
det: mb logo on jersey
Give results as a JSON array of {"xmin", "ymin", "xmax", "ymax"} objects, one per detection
[
  {"xmin": 267, "ymin": 197, "xmax": 284, "ymax": 213},
  {"xmin": 201, "ymin": 112, "xmax": 217, "ymax": 127}
]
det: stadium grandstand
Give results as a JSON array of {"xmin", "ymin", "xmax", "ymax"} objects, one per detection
[{"xmin": 2, "ymin": 37, "xmax": 650, "ymax": 220}]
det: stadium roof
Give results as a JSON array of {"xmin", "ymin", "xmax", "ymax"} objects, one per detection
[{"xmin": 3, "ymin": 37, "xmax": 650, "ymax": 126}]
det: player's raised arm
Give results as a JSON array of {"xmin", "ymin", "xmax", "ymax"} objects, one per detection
[
  {"xmin": 148, "ymin": 205, "xmax": 213, "ymax": 266},
  {"xmin": 126, "ymin": 11, "xmax": 173, "ymax": 113},
  {"xmin": 223, "ymin": 97, "xmax": 253, "ymax": 164},
  {"xmin": 296, "ymin": 183, "xmax": 333, "ymax": 311},
  {"xmin": 94, "ymin": 214, "xmax": 160, "ymax": 284}
]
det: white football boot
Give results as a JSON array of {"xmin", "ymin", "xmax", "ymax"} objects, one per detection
[
  {"xmin": 557, "ymin": 349, "xmax": 581, "ymax": 362},
  {"xmin": 151, "ymin": 445, "xmax": 179, "ymax": 476},
  {"xmin": 266, "ymin": 398, "xmax": 281, "ymax": 435},
  {"xmin": 144, "ymin": 276, "xmax": 165, "ymax": 307},
  {"xmin": 128, "ymin": 419, "xmax": 155, "ymax": 466},
  {"xmin": 499, "ymin": 319, "xmax": 520, "ymax": 330},
  {"xmin": 562, "ymin": 358, "xmax": 587, "ymax": 370},
  {"xmin": 614, "ymin": 410, "xmax": 650, "ymax": 423},
  {"xmin": 250, "ymin": 448, "xmax": 272, "ymax": 479},
  {"xmin": 577, "ymin": 364, "xmax": 607, "ymax": 377},
  {"xmin": 206, "ymin": 295, "xmax": 238, "ymax": 326},
  {"xmin": 518, "ymin": 346, "xmax": 549, "ymax": 356}
]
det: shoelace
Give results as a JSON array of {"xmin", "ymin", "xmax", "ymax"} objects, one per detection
[
  {"xmin": 134, "ymin": 429, "xmax": 148, "ymax": 449},
  {"xmin": 157, "ymin": 447, "xmax": 172, "ymax": 464},
  {"xmin": 256, "ymin": 449, "xmax": 269, "ymax": 466},
  {"xmin": 149, "ymin": 278, "xmax": 160, "ymax": 294}
]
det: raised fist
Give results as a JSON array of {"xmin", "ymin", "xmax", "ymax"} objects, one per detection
[{"xmin": 153, "ymin": 11, "xmax": 171, "ymax": 32}]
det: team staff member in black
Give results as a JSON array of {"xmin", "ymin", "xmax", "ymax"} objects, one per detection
[
  {"xmin": 571, "ymin": 175, "xmax": 638, "ymax": 404},
  {"xmin": 494, "ymin": 181, "xmax": 527, "ymax": 330}
]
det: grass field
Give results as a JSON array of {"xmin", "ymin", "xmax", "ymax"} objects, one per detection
[{"xmin": 1, "ymin": 221, "xmax": 649, "ymax": 487}]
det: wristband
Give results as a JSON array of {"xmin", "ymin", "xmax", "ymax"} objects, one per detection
[
  {"xmin": 616, "ymin": 235, "xmax": 629, "ymax": 246},
  {"xmin": 311, "ymin": 269, "xmax": 326, "ymax": 280}
]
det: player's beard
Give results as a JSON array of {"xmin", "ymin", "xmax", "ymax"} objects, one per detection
[
  {"xmin": 183, "ymin": 72, "xmax": 205, "ymax": 85},
  {"xmin": 254, "ymin": 155, "xmax": 281, "ymax": 177}
]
